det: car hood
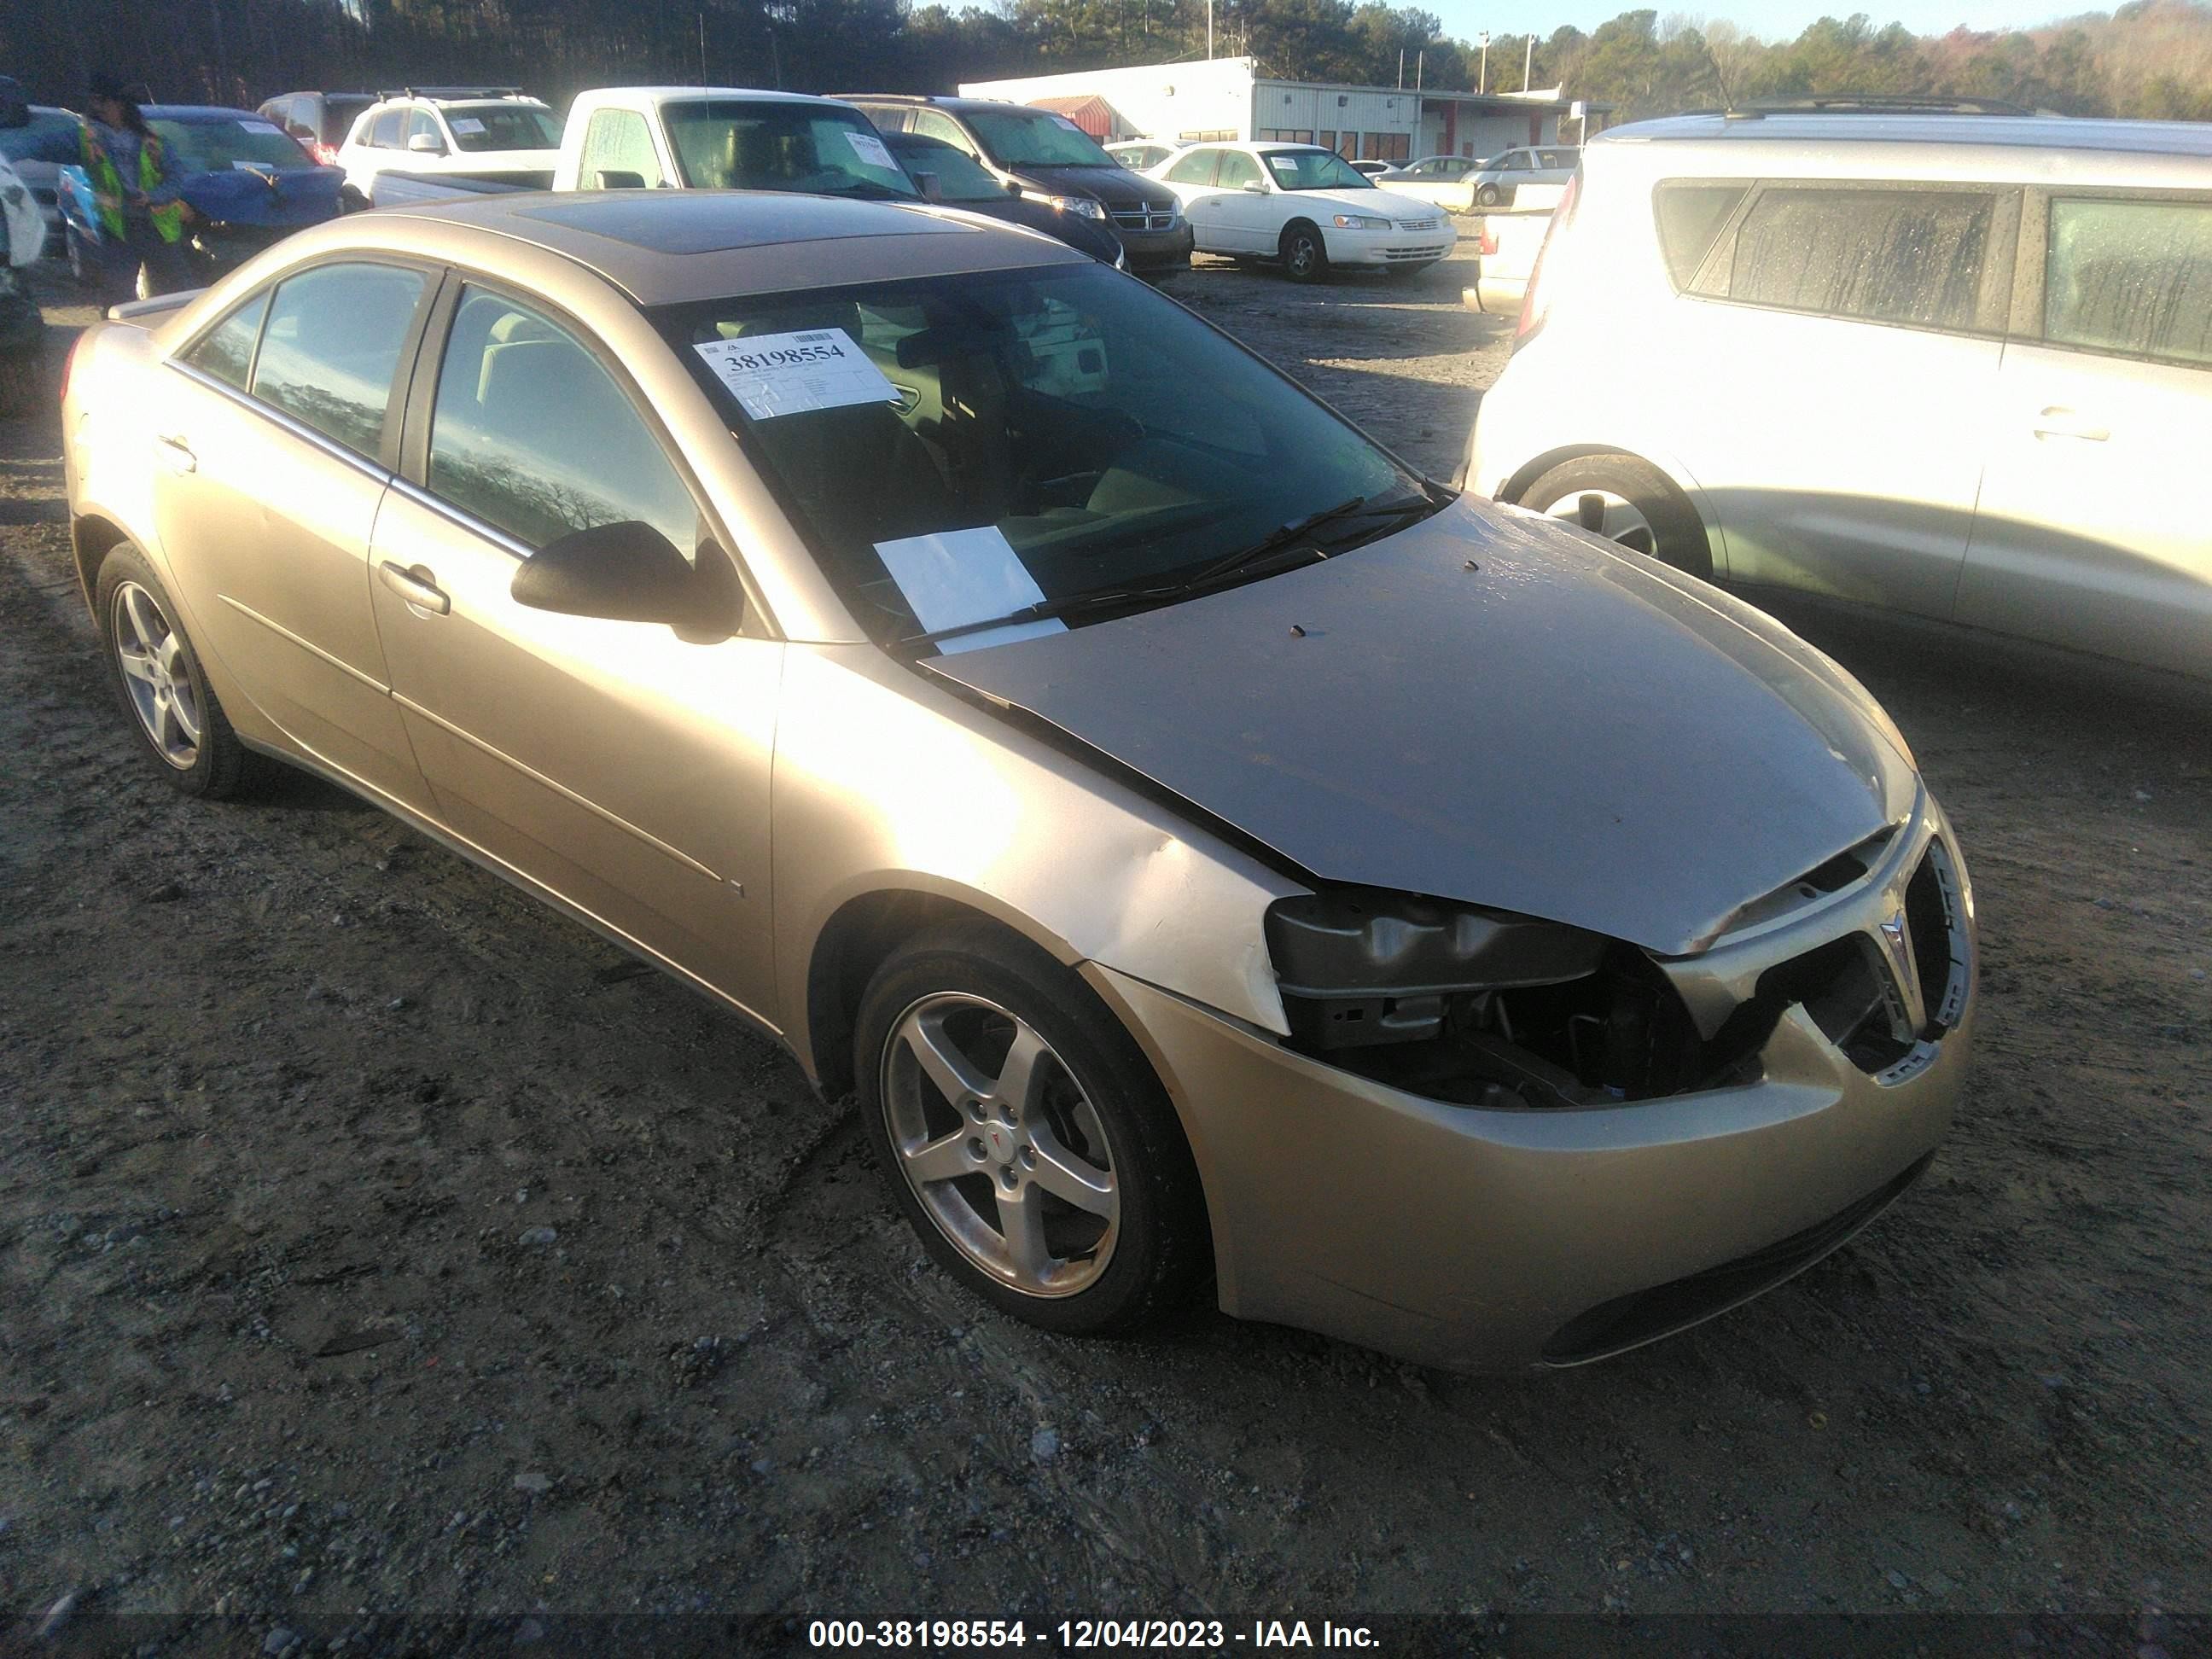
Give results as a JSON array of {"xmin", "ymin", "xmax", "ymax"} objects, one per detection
[
  {"xmin": 1302, "ymin": 185, "xmax": 1443, "ymax": 219},
  {"xmin": 928, "ymin": 501, "xmax": 1918, "ymax": 957},
  {"xmin": 1012, "ymin": 163, "xmax": 1168, "ymax": 206},
  {"xmin": 954, "ymin": 195, "xmax": 1121, "ymax": 260}
]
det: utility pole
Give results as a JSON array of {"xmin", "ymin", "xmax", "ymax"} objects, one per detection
[
  {"xmin": 1415, "ymin": 49, "xmax": 1423, "ymax": 92},
  {"xmin": 1396, "ymin": 49, "xmax": 1404, "ymax": 89},
  {"xmin": 1524, "ymin": 36, "xmax": 1535, "ymax": 91},
  {"xmin": 1207, "ymin": 0, "xmax": 1214, "ymax": 59},
  {"xmin": 1477, "ymin": 32, "xmax": 1489, "ymax": 94}
]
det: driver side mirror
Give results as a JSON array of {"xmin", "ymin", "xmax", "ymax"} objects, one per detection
[
  {"xmin": 594, "ymin": 169, "xmax": 647, "ymax": 189},
  {"xmin": 510, "ymin": 521, "xmax": 727, "ymax": 631},
  {"xmin": 1240, "ymin": 178, "xmax": 1266, "ymax": 194},
  {"xmin": 912, "ymin": 170, "xmax": 944, "ymax": 202},
  {"xmin": 405, "ymin": 131, "xmax": 445, "ymax": 154}
]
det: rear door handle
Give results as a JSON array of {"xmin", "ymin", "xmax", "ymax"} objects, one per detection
[
  {"xmin": 2032, "ymin": 407, "xmax": 2109, "ymax": 442},
  {"xmin": 378, "ymin": 560, "xmax": 450, "ymax": 616},
  {"xmin": 157, "ymin": 433, "xmax": 195, "ymax": 473}
]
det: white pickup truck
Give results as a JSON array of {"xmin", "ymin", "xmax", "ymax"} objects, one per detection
[{"xmin": 367, "ymin": 86, "xmax": 917, "ymax": 207}]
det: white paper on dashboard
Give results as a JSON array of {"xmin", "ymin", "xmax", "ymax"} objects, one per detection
[
  {"xmin": 875, "ymin": 527, "xmax": 1067, "ymax": 655},
  {"xmin": 691, "ymin": 329, "xmax": 899, "ymax": 422},
  {"xmin": 239, "ymin": 119, "xmax": 285, "ymax": 135},
  {"xmin": 449, "ymin": 116, "xmax": 486, "ymax": 135},
  {"xmin": 844, "ymin": 131, "xmax": 896, "ymax": 172}
]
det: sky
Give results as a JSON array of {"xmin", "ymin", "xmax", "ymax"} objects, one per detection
[{"xmin": 1433, "ymin": 0, "xmax": 2075, "ymax": 44}]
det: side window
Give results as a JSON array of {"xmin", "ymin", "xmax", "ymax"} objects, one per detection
[
  {"xmin": 577, "ymin": 108, "xmax": 664, "ymax": 188},
  {"xmin": 2045, "ymin": 197, "xmax": 2212, "ymax": 370},
  {"xmin": 1165, "ymin": 147, "xmax": 1219, "ymax": 186},
  {"xmin": 427, "ymin": 288, "xmax": 700, "ymax": 556},
  {"xmin": 1216, "ymin": 149, "xmax": 1260, "ymax": 189},
  {"xmin": 1713, "ymin": 187, "xmax": 1997, "ymax": 333},
  {"xmin": 182, "ymin": 288, "xmax": 271, "ymax": 391},
  {"xmin": 911, "ymin": 110, "xmax": 972, "ymax": 152},
  {"xmin": 250, "ymin": 264, "xmax": 425, "ymax": 457},
  {"xmin": 1653, "ymin": 181, "xmax": 1749, "ymax": 289},
  {"xmin": 370, "ymin": 108, "xmax": 405, "ymax": 148},
  {"xmin": 407, "ymin": 109, "xmax": 443, "ymax": 150}
]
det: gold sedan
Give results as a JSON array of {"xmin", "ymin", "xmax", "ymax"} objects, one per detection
[{"xmin": 62, "ymin": 192, "xmax": 1975, "ymax": 1369}]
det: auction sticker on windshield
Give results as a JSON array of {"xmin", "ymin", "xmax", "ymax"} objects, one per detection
[
  {"xmin": 845, "ymin": 131, "xmax": 896, "ymax": 172},
  {"xmin": 692, "ymin": 329, "xmax": 899, "ymax": 422},
  {"xmin": 450, "ymin": 117, "xmax": 486, "ymax": 135}
]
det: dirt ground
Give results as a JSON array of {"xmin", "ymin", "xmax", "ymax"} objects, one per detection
[{"xmin": 3, "ymin": 242, "xmax": 2209, "ymax": 1649}]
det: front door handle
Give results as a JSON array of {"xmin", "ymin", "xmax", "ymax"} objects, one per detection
[
  {"xmin": 378, "ymin": 560, "xmax": 450, "ymax": 616},
  {"xmin": 2032, "ymin": 406, "xmax": 2110, "ymax": 442},
  {"xmin": 157, "ymin": 433, "xmax": 195, "ymax": 473}
]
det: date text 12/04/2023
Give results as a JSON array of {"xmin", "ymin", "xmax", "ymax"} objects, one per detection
[{"xmin": 806, "ymin": 1620, "xmax": 1380, "ymax": 1649}]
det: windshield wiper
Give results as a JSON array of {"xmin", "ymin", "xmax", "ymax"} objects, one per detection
[{"xmin": 904, "ymin": 496, "xmax": 1440, "ymax": 649}]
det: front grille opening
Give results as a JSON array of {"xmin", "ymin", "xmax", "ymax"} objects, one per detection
[
  {"xmin": 1540, "ymin": 1151, "xmax": 1935, "ymax": 1365},
  {"xmin": 1906, "ymin": 845, "xmax": 1968, "ymax": 1033}
]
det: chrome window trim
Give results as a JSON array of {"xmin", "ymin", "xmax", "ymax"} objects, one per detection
[
  {"xmin": 166, "ymin": 359, "xmax": 395, "ymax": 486},
  {"xmin": 387, "ymin": 474, "xmax": 538, "ymax": 565}
]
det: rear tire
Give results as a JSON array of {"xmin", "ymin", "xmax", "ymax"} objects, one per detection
[
  {"xmin": 1476, "ymin": 183, "xmax": 1503, "ymax": 208},
  {"xmin": 1517, "ymin": 453, "xmax": 1713, "ymax": 580},
  {"xmin": 94, "ymin": 545, "xmax": 259, "ymax": 799},
  {"xmin": 855, "ymin": 921, "xmax": 1209, "ymax": 1337},
  {"xmin": 1279, "ymin": 221, "xmax": 1328, "ymax": 284}
]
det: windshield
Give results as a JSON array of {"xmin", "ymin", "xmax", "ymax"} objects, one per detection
[
  {"xmin": 152, "ymin": 117, "xmax": 315, "ymax": 172},
  {"xmin": 885, "ymin": 135, "xmax": 1002, "ymax": 203},
  {"xmin": 966, "ymin": 109, "xmax": 1115, "ymax": 169},
  {"xmin": 0, "ymin": 111, "xmax": 81, "ymax": 166},
  {"xmin": 1263, "ymin": 149, "xmax": 1373, "ymax": 191},
  {"xmin": 664, "ymin": 102, "xmax": 917, "ymax": 198},
  {"xmin": 658, "ymin": 263, "xmax": 1429, "ymax": 649},
  {"xmin": 444, "ymin": 103, "xmax": 562, "ymax": 152}
]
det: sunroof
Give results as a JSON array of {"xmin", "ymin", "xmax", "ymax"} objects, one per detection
[{"xmin": 512, "ymin": 194, "xmax": 958, "ymax": 255}]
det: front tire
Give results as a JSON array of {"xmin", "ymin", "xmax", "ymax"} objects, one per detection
[
  {"xmin": 1279, "ymin": 221, "xmax": 1329, "ymax": 284},
  {"xmin": 94, "ymin": 545, "xmax": 257, "ymax": 798},
  {"xmin": 856, "ymin": 922, "xmax": 1209, "ymax": 1336},
  {"xmin": 1518, "ymin": 452, "xmax": 1714, "ymax": 580},
  {"xmin": 1476, "ymin": 183, "xmax": 1503, "ymax": 208}
]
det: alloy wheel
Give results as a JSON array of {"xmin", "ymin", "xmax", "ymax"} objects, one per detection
[
  {"xmin": 110, "ymin": 580, "xmax": 203, "ymax": 769},
  {"xmin": 880, "ymin": 992, "xmax": 1119, "ymax": 1298}
]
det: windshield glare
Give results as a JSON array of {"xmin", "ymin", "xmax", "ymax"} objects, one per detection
[
  {"xmin": 1264, "ymin": 149, "xmax": 1373, "ymax": 191},
  {"xmin": 887, "ymin": 137, "xmax": 1002, "ymax": 202},
  {"xmin": 666, "ymin": 102, "xmax": 917, "ymax": 197},
  {"xmin": 659, "ymin": 264, "xmax": 1426, "ymax": 646},
  {"xmin": 445, "ymin": 104, "xmax": 562, "ymax": 152},
  {"xmin": 153, "ymin": 118, "xmax": 315, "ymax": 172},
  {"xmin": 966, "ymin": 109, "xmax": 1115, "ymax": 169}
]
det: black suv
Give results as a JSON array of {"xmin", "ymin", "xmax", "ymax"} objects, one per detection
[{"xmin": 842, "ymin": 95, "xmax": 1191, "ymax": 278}]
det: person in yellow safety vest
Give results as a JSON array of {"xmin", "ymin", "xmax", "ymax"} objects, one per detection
[{"xmin": 80, "ymin": 73, "xmax": 191, "ymax": 302}]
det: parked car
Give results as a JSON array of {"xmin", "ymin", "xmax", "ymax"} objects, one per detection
[
  {"xmin": 1348, "ymin": 158, "xmax": 1394, "ymax": 177},
  {"xmin": 840, "ymin": 94, "xmax": 1192, "ymax": 278},
  {"xmin": 0, "ymin": 81, "xmax": 80, "ymax": 259},
  {"xmin": 0, "ymin": 147, "xmax": 45, "ymax": 412},
  {"xmin": 366, "ymin": 86, "xmax": 922, "ymax": 210},
  {"xmin": 62, "ymin": 189, "xmax": 1974, "ymax": 1371},
  {"xmin": 1376, "ymin": 152, "xmax": 1486, "ymax": 213},
  {"xmin": 1152, "ymin": 141, "xmax": 1454, "ymax": 282},
  {"xmin": 1105, "ymin": 139, "xmax": 1175, "ymax": 172},
  {"xmin": 1468, "ymin": 144, "xmax": 1578, "ymax": 210},
  {"xmin": 257, "ymin": 90, "xmax": 375, "ymax": 168},
  {"xmin": 1467, "ymin": 110, "xmax": 2212, "ymax": 680},
  {"xmin": 1465, "ymin": 207, "xmax": 1549, "ymax": 313},
  {"xmin": 59, "ymin": 105, "xmax": 345, "ymax": 296},
  {"xmin": 335, "ymin": 87, "xmax": 562, "ymax": 204},
  {"xmin": 884, "ymin": 129, "xmax": 1123, "ymax": 264}
]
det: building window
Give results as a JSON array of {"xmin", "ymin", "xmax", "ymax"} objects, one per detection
[
  {"xmin": 1319, "ymin": 130, "xmax": 1336, "ymax": 151},
  {"xmin": 1256, "ymin": 128, "xmax": 1313, "ymax": 143},
  {"xmin": 1358, "ymin": 132, "xmax": 1411, "ymax": 162},
  {"xmin": 1177, "ymin": 128, "xmax": 1237, "ymax": 143},
  {"xmin": 1336, "ymin": 131, "xmax": 1358, "ymax": 157}
]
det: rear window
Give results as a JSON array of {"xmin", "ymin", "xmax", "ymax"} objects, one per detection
[
  {"xmin": 2045, "ymin": 197, "xmax": 2212, "ymax": 370},
  {"xmin": 152, "ymin": 116, "xmax": 314, "ymax": 172},
  {"xmin": 1708, "ymin": 186, "xmax": 1997, "ymax": 333},
  {"xmin": 0, "ymin": 111, "xmax": 79, "ymax": 166},
  {"xmin": 662, "ymin": 102, "xmax": 915, "ymax": 199},
  {"xmin": 1654, "ymin": 181, "xmax": 1748, "ymax": 288}
]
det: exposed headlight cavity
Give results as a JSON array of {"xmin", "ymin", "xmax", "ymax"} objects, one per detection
[{"xmin": 1265, "ymin": 889, "xmax": 1724, "ymax": 1107}]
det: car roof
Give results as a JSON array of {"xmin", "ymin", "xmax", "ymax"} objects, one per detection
[
  {"xmin": 1601, "ymin": 111, "xmax": 2212, "ymax": 159},
  {"xmin": 369, "ymin": 189, "xmax": 1082, "ymax": 306},
  {"xmin": 576, "ymin": 86, "xmax": 852, "ymax": 107}
]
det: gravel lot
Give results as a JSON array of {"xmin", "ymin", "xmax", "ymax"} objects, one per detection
[{"xmin": 3, "ymin": 241, "xmax": 2209, "ymax": 1648}]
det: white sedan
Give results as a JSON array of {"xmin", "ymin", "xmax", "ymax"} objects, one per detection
[{"xmin": 1150, "ymin": 142, "xmax": 1454, "ymax": 282}]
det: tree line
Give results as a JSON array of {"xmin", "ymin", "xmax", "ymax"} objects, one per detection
[{"xmin": 7, "ymin": 0, "xmax": 2210, "ymax": 121}]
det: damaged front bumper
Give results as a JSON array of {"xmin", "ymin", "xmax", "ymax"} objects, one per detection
[{"xmin": 1084, "ymin": 801, "xmax": 1976, "ymax": 1373}]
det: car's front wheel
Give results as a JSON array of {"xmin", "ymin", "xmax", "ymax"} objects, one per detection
[
  {"xmin": 95, "ymin": 545, "xmax": 258, "ymax": 797},
  {"xmin": 1476, "ymin": 183, "xmax": 1503, "ymax": 208},
  {"xmin": 856, "ymin": 923, "xmax": 1209, "ymax": 1336},
  {"xmin": 1279, "ymin": 221, "xmax": 1329, "ymax": 284},
  {"xmin": 1519, "ymin": 452, "xmax": 1714, "ymax": 580}
]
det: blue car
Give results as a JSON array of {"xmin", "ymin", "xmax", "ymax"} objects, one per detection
[{"xmin": 61, "ymin": 104, "xmax": 345, "ymax": 294}]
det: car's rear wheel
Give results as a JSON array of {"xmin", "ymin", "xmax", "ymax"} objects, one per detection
[
  {"xmin": 95, "ymin": 545, "xmax": 256, "ymax": 798},
  {"xmin": 1279, "ymin": 221, "xmax": 1328, "ymax": 284},
  {"xmin": 856, "ymin": 923, "xmax": 1208, "ymax": 1336},
  {"xmin": 1519, "ymin": 453, "xmax": 1713, "ymax": 580},
  {"xmin": 1476, "ymin": 183, "xmax": 1503, "ymax": 208}
]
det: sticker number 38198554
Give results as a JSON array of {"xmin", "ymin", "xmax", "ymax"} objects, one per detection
[{"xmin": 691, "ymin": 328, "xmax": 900, "ymax": 422}]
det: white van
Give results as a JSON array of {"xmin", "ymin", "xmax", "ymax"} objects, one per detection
[{"xmin": 1466, "ymin": 110, "xmax": 2212, "ymax": 679}]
